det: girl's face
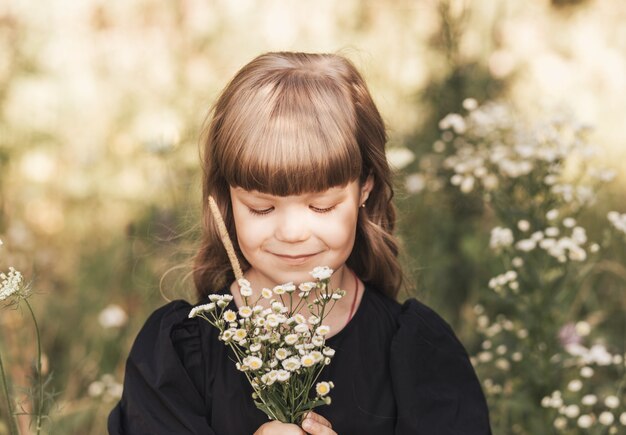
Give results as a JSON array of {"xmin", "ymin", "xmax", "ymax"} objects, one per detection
[{"xmin": 229, "ymin": 179, "xmax": 372, "ymax": 290}]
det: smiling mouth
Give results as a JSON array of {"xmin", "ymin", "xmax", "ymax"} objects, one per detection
[
  {"xmin": 272, "ymin": 253, "xmax": 318, "ymax": 259},
  {"xmin": 271, "ymin": 252, "xmax": 321, "ymax": 265}
]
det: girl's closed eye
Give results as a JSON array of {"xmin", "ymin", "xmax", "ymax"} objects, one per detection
[
  {"xmin": 247, "ymin": 206, "xmax": 274, "ymax": 216},
  {"xmin": 310, "ymin": 204, "xmax": 336, "ymax": 213}
]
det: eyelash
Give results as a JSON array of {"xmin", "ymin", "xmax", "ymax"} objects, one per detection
[{"xmin": 247, "ymin": 206, "xmax": 336, "ymax": 216}]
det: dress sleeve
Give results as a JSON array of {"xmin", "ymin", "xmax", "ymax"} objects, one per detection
[
  {"xmin": 390, "ymin": 299, "xmax": 492, "ymax": 435},
  {"xmin": 108, "ymin": 300, "xmax": 215, "ymax": 435}
]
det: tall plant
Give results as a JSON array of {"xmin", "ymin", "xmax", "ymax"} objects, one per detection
[{"xmin": 1, "ymin": 240, "xmax": 49, "ymax": 435}]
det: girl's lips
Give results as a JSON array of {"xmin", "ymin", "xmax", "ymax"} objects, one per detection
[{"xmin": 271, "ymin": 252, "xmax": 319, "ymax": 264}]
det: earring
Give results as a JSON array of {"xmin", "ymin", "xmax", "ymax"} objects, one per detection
[{"xmin": 360, "ymin": 202, "xmax": 366, "ymax": 208}]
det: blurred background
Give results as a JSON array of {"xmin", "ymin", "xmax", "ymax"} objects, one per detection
[{"xmin": 1, "ymin": 0, "xmax": 625, "ymax": 433}]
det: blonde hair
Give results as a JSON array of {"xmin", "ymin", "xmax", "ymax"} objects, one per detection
[{"xmin": 193, "ymin": 52, "xmax": 403, "ymax": 300}]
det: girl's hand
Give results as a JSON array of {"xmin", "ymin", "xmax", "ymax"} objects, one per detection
[
  {"xmin": 301, "ymin": 412, "xmax": 336, "ymax": 435},
  {"xmin": 254, "ymin": 421, "xmax": 306, "ymax": 435}
]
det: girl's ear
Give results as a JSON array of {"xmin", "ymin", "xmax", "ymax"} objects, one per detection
[{"xmin": 359, "ymin": 175, "xmax": 374, "ymax": 205}]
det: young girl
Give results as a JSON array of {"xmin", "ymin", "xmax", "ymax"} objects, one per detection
[{"xmin": 108, "ymin": 52, "xmax": 491, "ymax": 435}]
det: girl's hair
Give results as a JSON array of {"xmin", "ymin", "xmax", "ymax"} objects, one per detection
[{"xmin": 193, "ymin": 52, "xmax": 403, "ymax": 300}]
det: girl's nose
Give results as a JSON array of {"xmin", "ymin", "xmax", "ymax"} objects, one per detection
[{"xmin": 274, "ymin": 210, "xmax": 310, "ymax": 243}]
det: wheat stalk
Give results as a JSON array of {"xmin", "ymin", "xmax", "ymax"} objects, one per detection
[{"xmin": 208, "ymin": 196, "xmax": 244, "ymax": 281}]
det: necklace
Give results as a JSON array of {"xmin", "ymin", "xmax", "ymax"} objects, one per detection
[{"xmin": 345, "ymin": 269, "xmax": 360, "ymax": 327}]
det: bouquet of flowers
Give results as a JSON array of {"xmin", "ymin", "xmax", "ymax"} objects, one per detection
[{"xmin": 189, "ymin": 198, "xmax": 344, "ymax": 424}]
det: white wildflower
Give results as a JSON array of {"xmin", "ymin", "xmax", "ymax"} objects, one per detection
[
  {"xmin": 261, "ymin": 288, "xmax": 273, "ymax": 299},
  {"xmin": 581, "ymin": 394, "xmax": 597, "ymax": 406},
  {"xmin": 233, "ymin": 329, "xmax": 247, "ymax": 341},
  {"xmin": 261, "ymin": 373, "xmax": 275, "ymax": 385},
  {"xmin": 575, "ymin": 321, "xmax": 591, "ymax": 337},
  {"xmin": 546, "ymin": 209, "xmax": 559, "ymax": 221},
  {"xmin": 243, "ymin": 356, "xmax": 263, "ymax": 370},
  {"xmin": 311, "ymin": 266, "xmax": 333, "ymax": 280},
  {"xmin": 589, "ymin": 344, "xmax": 612, "ymax": 365},
  {"xmin": 386, "ymin": 147, "xmax": 415, "ymax": 170},
  {"xmin": 284, "ymin": 334, "xmax": 298, "ymax": 345},
  {"xmin": 517, "ymin": 220, "xmax": 530, "ymax": 232},
  {"xmin": 282, "ymin": 282, "xmax": 296, "ymax": 293},
  {"xmin": 281, "ymin": 357, "xmax": 301, "ymax": 372},
  {"xmin": 553, "ymin": 417, "xmax": 567, "ymax": 430},
  {"xmin": 301, "ymin": 354, "xmax": 316, "ymax": 367},
  {"xmin": 460, "ymin": 176, "xmax": 475, "ymax": 193},
  {"xmin": 567, "ymin": 379, "xmax": 583, "ymax": 392},
  {"xmin": 605, "ymin": 395, "xmax": 620, "ymax": 409},
  {"xmin": 608, "ymin": 211, "xmax": 626, "ymax": 234},
  {"xmin": 0, "ymin": 267, "xmax": 23, "ymax": 301},
  {"xmin": 275, "ymin": 348, "xmax": 290, "ymax": 360},
  {"xmin": 545, "ymin": 227, "xmax": 559, "ymax": 238},
  {"xmin": 405, "ymin": 173, "xmax": 426, "ymax": 193},
  {"xmin": 322, "ymin": 347, "xmax": 335, "ymax": 357},
  {"xmin": 294, "ymin": 323, "xmax": 309, "ymax": 334},
  {"xmin": 489, "ymin": 227, "xmax": 514, "ymax": 250},
  {"xmin": 563, "ymin": 217, "xmax": 576, "ymax": 228},
  {"xmin": 315, "ymin": 381, "xmax": 332, "ymax": 397},
  {"xmin": 276, "ymin": 370, "xmax": 290, "ymax": 382},
  {"xmin": 298, "ymin": 282, "xmax": 316, "ymax": 293},
  {"xmin": 238, "ymin": 306, "xmax": 253, "ymax": 318},
  {"xmin": 462, "ymin": 98, "xmax": 478, "ymax": 111},
  {"xmin": 599, "ymin": 412, "xmax": 614, "ymax": 425},
  {"xmin": 223, "ymin": 310, "xmax": 237, "ymax": 323},
  {"xmin": 98, "ymin": 304, "xmax": 128, "ymax": 328},
  {"xmin": 310, "ymin": 351, "xmax": 323, "ymax": 363},
  {"xmin": 88, "ymin": 381, "xmax": 105, "ymax": 398},
  {"xmin": 266, "ymin": 314, "xmax": 280, "ymax": 328},
  {"xmin": 580, "ymin": 366, "xmax": 594, "ymax": 378},
  {"xmin": 312, "ymin": 335, "xmax": 324, "ymax": 347},
  {"xmin": 315, "ymin": 325, "xmax": 331, "ymax": 336},
  {"xmin": 273, "ymin": 284, "xmax": 286, "ymax": 295},
  {"xmin": 515, "ymin": 239, "xmax": 536, "ymax": 252},
  {"xmin": 577, "ymin": 414, "xmax": 593, "ymax": 428},
  {"xmin": 271, "ymin": 302, "xmax": 286, "ymax": 313},
  {"xmin": 439, "ymin": 113, "xmax": 466, "ymax": 134},
  {"xmin": 564, "ymin": 404, "xmax": 580, "ymax": 418},
  {"xmin": 238, "ymin": 278, "xmax": 251, "ymax": 288}
]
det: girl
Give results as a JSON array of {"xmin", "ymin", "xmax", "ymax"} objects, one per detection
[{"xmin": 108, "ymin": 52, "xmax": 491, "ymax": 435}]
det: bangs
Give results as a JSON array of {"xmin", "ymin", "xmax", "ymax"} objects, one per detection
[{"xmin": 215, "ymin": 69, "xmax": 362, "ymax": 196}]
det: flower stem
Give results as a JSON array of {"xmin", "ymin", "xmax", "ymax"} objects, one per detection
[
  {"xmin": 0, "ymin": 348, "xmax": 19, "ymax": 435},
  {"xmin": 25, "ymin": 299, "xmax": 43, "ymax": 435}
]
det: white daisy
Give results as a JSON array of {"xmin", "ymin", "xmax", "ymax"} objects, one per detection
[
  {"xmin": 315, "ymin": 381, "xmax": 332, "ymax": 396},
  {"xmin": 301, "ymin": 354, "xmax": 316, "ymax": 367},
  {"xmin": 315, "ymin": 325, "xmax": 331, "ymax": 336},
  {"xmin": 310, "ymin": 266, "xmax": 333, "ymax": 280},
  {"xmin": 223, "ymin": 310, "xmax": 237, "ymax": 322},
  {"xmin": 238, "ymin": 306, "xmax": 253, "ymax": 318}
]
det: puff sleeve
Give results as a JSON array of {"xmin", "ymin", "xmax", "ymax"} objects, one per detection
[
  {"xmin": 108, "ymin": 300, "xmax": 215, "ymax": 435},
  {"xmin": 390, "ymin": 299, "xmax": 491, "ymax": 434}
]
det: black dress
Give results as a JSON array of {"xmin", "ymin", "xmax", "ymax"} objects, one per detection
[{"xmin": 108, "ymin": 285, "xmax": 491, "ymax": 434}]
